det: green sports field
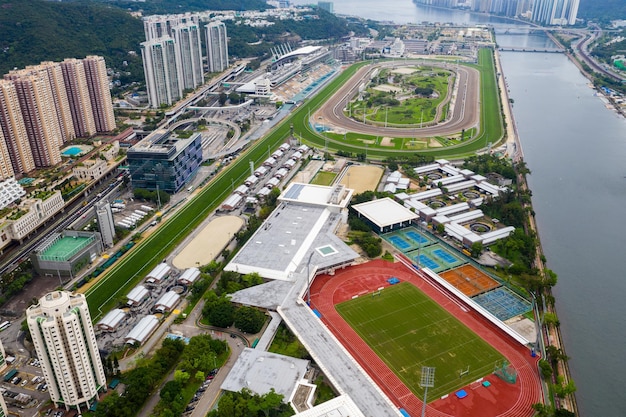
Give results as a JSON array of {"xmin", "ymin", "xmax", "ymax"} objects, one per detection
[{"xmin": 336, "ymin": 282, "xmax": 504, "ymax": 400}]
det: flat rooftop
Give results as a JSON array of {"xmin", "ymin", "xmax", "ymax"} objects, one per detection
[
  {"xmin": 280, "ymin": 182, "xmax": 353, "ymax": 209},
  {"xmin": 221, "ymin": 348, "xmax": 309, "ymax": 399},
  {"xmin": 226, "ymin": 202, "xmax": 357, "ymax": 280},
  {"xmin": 352, "ymin": 197, "xmax": 418, "ymax": 229},
  {"xmin": 40, "ymin": 236, "xmax": 93, "ymax": 261}
]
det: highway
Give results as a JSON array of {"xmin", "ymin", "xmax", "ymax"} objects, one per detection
[{"xmin": 315, "ymin": 60, "xmax": 480, "ymax": 137}]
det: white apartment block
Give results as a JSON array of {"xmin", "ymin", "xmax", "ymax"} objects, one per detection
[
  {"xmin": 206, "ymin": 21, "xmax": 229, "ymax": 73},
  {"xmin": 141, "ymin": 38, "xmax": 181, "ymax": 107},
  {"xmin": 27, "ymin": 291, "xmax": 106, "ymax": 412},
  {"xmin": 72, "ymin": 159, "xmax": 107, "ymax": 182},
  {"xmin": 0, "ymin": 178, "xmax": 26, "ymax": 210},
  {"xmin": 143, "ymin": 13, "xmax": 200, "ymax": 41},
  {"xmin": 172, "ymin": 23, "xmax": 205, "ymax": 91}
]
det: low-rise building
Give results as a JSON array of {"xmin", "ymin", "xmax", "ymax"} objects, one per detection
[
  {"xmin": 100, "ymin": 141, "xmax": 120, "ymax": 161},
  {"xmin": 31, "ymin": 231, "xmax": 104, "ymax": 277},
  {"xmin": 0, "ymin": 178, "xmax": 26, "ymax": 210},
  {"xmin": 125, "ymin": 315, "xmax": 159, "ymax": 345},
  {"xmin": 127, "ymin": 285, "xmax": 150, "ymax": 306},
  {"xmin": 73, "ymin": 159, "xmax": 108, "ymax": 182},
  {"xmin": 154, "ymin": 290, "xmax": 181, "ymax": 313},
  {"xmin": 96, "ymin": 309, "xmax": 126, "ymax": 332},
  {"xmin": 178, "ymin": 267, "xmax": 200, "ymax": 285},
  {"xmin": 3, "ymin": 190, "xmax": 64, "ymax": 242}
]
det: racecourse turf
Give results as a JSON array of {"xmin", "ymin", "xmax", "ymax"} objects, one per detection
[{"xmin": 336, "ymin": 282, "xmax": 504, "ymax": 400}]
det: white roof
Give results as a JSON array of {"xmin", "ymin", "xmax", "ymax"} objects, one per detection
[
  {"xmin": 257, "ymin": 187, "xmax": 272, "ymax": 197},
  {"xmin": 267, "ymin": 177, "xmax": 280, "ymax": 187},
  {"xmin": 97, "ymin": 309, "xmax": 126, "ymax": 330},
  {"xmin": 125, "ymin": 315, "xmax": 159, "ymax": 345},
  {"xmin": 178, "ymin": 267, "xmax": 200, "ymax": 284},
  {"xmin": 352, "ymin": 197, "xmax": 418, "ymax": 229},
  {"xmin": 127, "ymin": 285, "xmax": 149, "ymax": 304},
  {"xmin": 279, "ymin": 183, "xmax": 353, "ymax": 209},
  {"xmin": 222, "ymin": 193, "xmax": 243, "ymax": 209},
  {"xmin": 383, "ymin": 183, "xmax": 396, "ymax": 193},
  {"xmin": 155, "ymin": 291, "xmax": 181, "ymax": 312},
  {"xmin": 263, "ymin": 157, "xmax": 277, "ymax": 166},
  {"xmin": 147, "ymin": 263, "xmax": 170, "ymax": 281},
  {"xmin": 255, "ymin": 166, "xmax": 268, "ymax": 176},
  {"xmin": 221, "ymin": 348, "xmax": 309, "ymax": 399},
  {"xmin": 245, "ymin": 175, "xmax": 259, "ymax": 184},
  {"xmin": 235, "ymin": 184, "xmax": 249, "ymax": 195}
]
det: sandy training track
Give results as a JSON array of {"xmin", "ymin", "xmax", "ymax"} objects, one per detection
[
  {"xmin": 173, "ymin": 216, "xmax": 244, "ymax": 269},
  {"xmin": 339, "ymin": 165, "xmax": 383, "ymax": 193},
  {"xmin": 315, "ymin": 60, "xmax": 480, "ymax": 138}
]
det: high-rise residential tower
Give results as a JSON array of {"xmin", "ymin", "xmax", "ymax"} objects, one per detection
[
  {"xmin": 83, "ymin": 56, "xmax": 116, "ymax": 133},
  {"xmin": 11, "ymin": 72, "xmax": 62, "ymax": 167},
  {"xmin": 172, "ymin": 23, "xmax": 205, "ymax": 91},
  {"xmin": 27, "ymin": 291, "xmax": 106, "ymax": 412},
  {"xmin": 143, "ymin": 13, "xmax": 200, "ymax": 41},
  {"xmin": 0, "ymin": 80, "xmax": 35, "ymax": 175},
  {"xmin": 61, "ymin": 58, "xmax": 96, "ymax": 137},
  {"xmin": 141, "ymin": 38, "xmax": 181, "ymax": 107},
  {"xmin": 205, "ymin": 21, "xmax": 229, "ymax": 73},
  {"xmin": 532, "ymin": 0, "xmax": 579, "ymax": 25},
  {"xmin": 0, "ymin": 129, "xmax": 14, "ymax": 181}
]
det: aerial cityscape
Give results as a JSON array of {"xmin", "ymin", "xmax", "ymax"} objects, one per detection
[{"xmin": 0, "ymin": 0, "xmax": 624, "ymax": 416}]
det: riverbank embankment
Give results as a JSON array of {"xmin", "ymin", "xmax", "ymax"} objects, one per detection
[{"xmin": 494, "ymin": 47, "xmax": 579, "ymax": 415}]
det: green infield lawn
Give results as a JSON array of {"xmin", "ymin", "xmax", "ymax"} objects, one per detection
[
  {"xmin": 336, "ymin": 282, "xmax": 504, "ymax": 401},
  {"xmin": 310, "ymin": 171, "xmax": 337, "ymax": 186}
]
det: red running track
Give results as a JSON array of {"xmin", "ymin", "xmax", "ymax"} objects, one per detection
[{"xmin": 309, "ymin": 259, "xmax": 541, "ymax": 417}]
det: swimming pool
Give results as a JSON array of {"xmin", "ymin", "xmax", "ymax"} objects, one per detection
[{"xmin": 62, "ymin": 147, "xmax": 83, "ymax": 156}]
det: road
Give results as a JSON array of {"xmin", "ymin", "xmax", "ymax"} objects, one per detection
[{"xmin": 315, "ymin": 60, "xmax": 480, "ymax": 138}]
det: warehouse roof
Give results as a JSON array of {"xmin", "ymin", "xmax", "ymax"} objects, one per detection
[{"xmin": 125, "ymin": 315, "xmax": 159, "ymax": 345}]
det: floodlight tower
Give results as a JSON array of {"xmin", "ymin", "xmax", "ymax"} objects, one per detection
[{"xmin": 420, "ymin": 366, "xmax": 436, "ymax": 417}]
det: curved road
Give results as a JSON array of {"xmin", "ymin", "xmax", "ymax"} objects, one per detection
[{"xmin": 315, "ymin": 60, "xmax": 480, "ymax": 138}]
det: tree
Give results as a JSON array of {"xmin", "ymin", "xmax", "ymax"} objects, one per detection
[
  {"xmin": 208, "ymin": 300, "xmax": 235, "ymax": 328},
  {"xmin": 234, "ymin": 306, "xmax": 267, "ymax": 333},
  {"xmin": 538, "ymin": 359, "xmax": 553, "ymax": 379},
  {"xmin": 470, "ymin": 241, "xmax": 483, "ymax": 258},
  {"xmin": 160, "ymin": 380, "xmax": 182, "ymax": 403},
  {"xmin": 174, "ymin": 370, "xmax": 190, "ymax": 384},
  {"xmin": 553, "ymin": 375, "xmax": 576, "ymax": 398}
]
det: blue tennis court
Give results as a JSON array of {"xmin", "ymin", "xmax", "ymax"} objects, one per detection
[
  {"xmin": 388, "ymin": 235, "xmax": 411, "ymax": 251},
  {"xmin": 472, "ymin": 287, "xmax": 531, "ymax": 321},
  {"xmin": 433, "ymin": 248, "xmax": 457, "ymax": 264},
  {"xmin": 414, "ymin": 254, "xmax": 440, "ymax": 270},
  {"xmin": 405, "ymin": 230, "xmax": 429, "ymax": 245}
]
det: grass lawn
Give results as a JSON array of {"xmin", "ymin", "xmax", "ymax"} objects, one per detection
[
  {"xmin": 336, "ymin": 282, "xmax": 504, "ymax": 401},
  {"xmin": 310, "ymin": 171, "xmax": 337, "ymax": 186}
]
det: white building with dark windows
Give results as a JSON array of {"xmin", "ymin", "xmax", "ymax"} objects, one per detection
[
  {"xmin": 206, "ymin": 21, "xmax": 229, "ymax": 73},
  {"xmin": 26, "ymin": 291, "xmax": 106, "ymax": 412},
  {"xmin": 141, "ymin": 38, "xmax": 181, "ymax": 107},
  {"xmin": 172, "ymin": 23, "xmax": 204, "ymax": 91},
  {"xmin": 532, "ymin": 0, "xmax": 579, "ymax": 25}
]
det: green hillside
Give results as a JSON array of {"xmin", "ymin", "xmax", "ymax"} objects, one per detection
[{"xmin": 0, "ymin": 0, "xmax": 144, "ymax": 78}]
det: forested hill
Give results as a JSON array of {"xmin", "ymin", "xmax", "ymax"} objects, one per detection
[
  {"xmin": 92, "ymin": 0, "xmax": 270, "ymax": 14},
  {"xmin": 578, "ymin": 0, "xmax": 626, "ymax": 23},
  {"xmin": 0, "ymin": 0, "xmax": 144, "ymax": 77}
]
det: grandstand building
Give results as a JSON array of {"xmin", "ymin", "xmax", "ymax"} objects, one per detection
[
  {"xmin": 26, "ymin": 291, "xmax": 106, "ymax": 412},
  {"xmin": 31, "ymin": 230, "xmax": 103, "ymax": 278}
]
